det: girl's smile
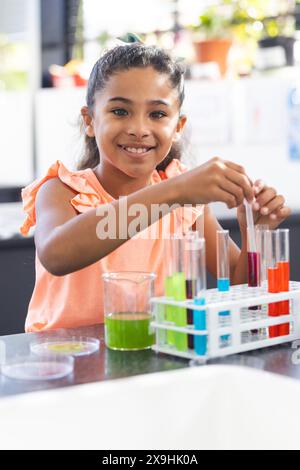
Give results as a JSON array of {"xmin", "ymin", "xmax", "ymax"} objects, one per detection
[{"xmin": 117, "ymin": 143, "xmax": 156, "ymax": 159}]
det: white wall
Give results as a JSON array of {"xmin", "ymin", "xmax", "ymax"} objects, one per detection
[
  {"xmin": 35, "ymin": 87, "xmax": 86, "ymax": 175},
  {"xmin": 184, "ymin": 78, "xmax": 300, "ymax": 215},
  {"xmin": 0, "ymin": 91, "xmax": 33, "ymax": 186}
]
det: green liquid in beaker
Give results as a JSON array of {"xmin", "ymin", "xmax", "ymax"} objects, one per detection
[{"xmin": 105, "ymin": 312, "xmax": 155, "ymax": 351}]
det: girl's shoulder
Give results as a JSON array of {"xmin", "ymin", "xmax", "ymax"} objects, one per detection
[
  {"xmin": 37, "ymin": 175, "xmax": 77, "ymax": 197},
  {"xmin": 34, "ymin": 176, "xmax": 78, "ymax": 217},
  {"xmin": 20, "ymin": 160, "xmax": 107, "ymax": 236}
]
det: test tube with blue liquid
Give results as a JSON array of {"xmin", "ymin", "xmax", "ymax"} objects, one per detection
[
  {"xmin": 217, "ymin": 230, "xmax": 231, "ymax": 347},
  {"xmin": 183, "ymin": 231, "xmax": 199, "ymax": 350},
  {"xmin": 190, "ymin": 237, "xmax": 207, "ymax": 356}
]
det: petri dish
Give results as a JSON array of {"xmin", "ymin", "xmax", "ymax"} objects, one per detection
[
  {"xmin": 1, "ymin": 355, "xmax": 74, "ymax": 381},
  {"xmin": 30, "ymin": 336, "xmax": 100, "ymax": 357}
]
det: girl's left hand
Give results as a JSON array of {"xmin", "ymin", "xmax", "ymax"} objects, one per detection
[{"xmin": 237, "ymin": 179, "xmax": 292, "ymax": 232}]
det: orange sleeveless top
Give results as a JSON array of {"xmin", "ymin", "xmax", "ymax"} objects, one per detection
[{"xmin": 20, "ymin": 159, "xmax": 203, "ymax": 332}]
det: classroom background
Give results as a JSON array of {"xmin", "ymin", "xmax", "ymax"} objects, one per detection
[{"xmin": 1, "ymin": 0, "xmax": 300, "ymax": 336}]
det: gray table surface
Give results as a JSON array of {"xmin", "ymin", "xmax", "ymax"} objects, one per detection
[{"xmin": 0, "ymin": 324, "xmax": 299, "ymax": 398}]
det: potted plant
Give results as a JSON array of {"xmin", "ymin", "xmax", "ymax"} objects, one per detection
[
  {"xmin": 190, "ymin": 0, "xmax": 291, "ymax": 75},
  {"xmin": 191, "ymin": 3, "xmax": 234, "ymax": 75},
  {"xmin": 258, "ymin": 11, "xmax": 296, "ymax": 66}
]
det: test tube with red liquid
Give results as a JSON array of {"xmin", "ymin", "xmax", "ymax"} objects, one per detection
[
  {"xmin": 247, "ymin": 231, "xmax": 260, "ymax": 288},
  {"xmin": 247, "ymin": 226, "xmax": 261, "ymax": 324},
  {"xmin": 277, "ymin": 229, "xmax": 290, "ymax": 336},
  {"xmin": 245, "ymin": 200, "xmax": 260, "ymax": 290},
  {"xmin": 245, "ymin": 199, "xmax": 261, "ymax": 339}
]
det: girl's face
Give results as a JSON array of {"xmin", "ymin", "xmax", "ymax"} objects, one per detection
[{"xmin": 82, "ymin": 66, "xmax": 186, "ymax": 179}]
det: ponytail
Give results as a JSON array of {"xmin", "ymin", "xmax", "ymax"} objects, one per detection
[{"xmin": 77, "ymin": 135, "xmax": 99, "ymax": 170}]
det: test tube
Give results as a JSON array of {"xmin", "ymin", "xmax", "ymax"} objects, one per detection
[
  {"xmin": 190, "ymin": 237, "xmax": 207, "ymax": 356},
  {"xmin": 247, "ymin": 227, "xmax": 260, "ymax": 288},
  {"xmin": 244, "ymin": 199, "xmax": 257, "ymax": 253},
  {"xmin": 245, "ymin": 199, "xmax": 260, "ymax": 288},
  {"xmin": 217, "ymin": 230, "xmax": 230, "ymax": 290},
  {"xmin": 267, "ymin": 230, "xmax": 280, "ymax": 338},
  {"xmin": 164, "ymin": 236, "xmax": 176, "ymax": 346},
  {"xmin": 165, "ymin": 234, "xmax": 187, "ymax": 351},
  {"xmin": 277, "ymin": 229, "xmax": 290, "ymax": 336},
  {"xmin": 217, "ymin": 230, "xmax": 230, "ymax": 346},
  {"xmin": 255, "ymin": 225, "xmax": 269, "ymax": 337},
  {"xmin": 255, "ymin": 225, "xmax": 269, "ymax": 287},
  {"xmin": 183, "ymin": 231, "xmax": 199, "ymax": 350}
]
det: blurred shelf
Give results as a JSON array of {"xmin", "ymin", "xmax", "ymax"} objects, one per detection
[{"xmin": 0, "ymin": 202, "xmax": 33, "ymax": 242}]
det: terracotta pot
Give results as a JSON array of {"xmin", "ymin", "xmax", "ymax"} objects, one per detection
[{"xmin": 193, "ymin": 39, "xmax": 232, "ymax": 76}]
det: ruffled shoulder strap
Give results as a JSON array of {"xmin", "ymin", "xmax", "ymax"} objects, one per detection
[
  {"xmin": 151, "ymin": 158, "xmax": 188, "ymax": 183},
  {"xmin": 20, "ymin": 160, "xmax": 107, "ymax": 236}
]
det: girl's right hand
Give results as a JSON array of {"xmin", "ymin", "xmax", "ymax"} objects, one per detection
[{"xmin": 175, "ymin": 157, "xmax": 255, "ymax": 208}]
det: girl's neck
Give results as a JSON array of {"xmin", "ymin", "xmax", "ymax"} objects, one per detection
[{"xmin": 93, "ymin": 162, "xmax": 153, "ymax": 198}]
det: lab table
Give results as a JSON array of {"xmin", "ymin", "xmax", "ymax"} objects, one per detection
[{"xmin": 0, "ymin": 323, "xmax": 299, "ymax": 398}]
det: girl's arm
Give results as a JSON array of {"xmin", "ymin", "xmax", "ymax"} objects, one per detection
[
  {"xmin": 35, "ymin": 176, "xmax": 179, "ymax": 276},
  {"xmin": 35, "ymin": 157, "xmax": 254, "ymax": 276}
]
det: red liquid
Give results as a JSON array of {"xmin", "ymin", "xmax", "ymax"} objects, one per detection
[
  {"xmin": 247, "ymin": 252, "xmax": 260, "ymax": 287},
  {"xmin": 268, "ymin": 267, "xmax": 280, "ymax": 338},
  {"xmin": 247, "ymin": 253, "xmax": 260, "ymax": 330},
  {"xmin": 277, "ymin": 261, "xmax": 290, "ymax": 336},
  {"xmin": 186, "ymin": 279, "xmax": 195, "ymax": 349}
]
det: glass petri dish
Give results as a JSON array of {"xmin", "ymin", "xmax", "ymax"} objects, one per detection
[
  {"xmin": 1, "ymin": 355, "xmax": 74, "ymax": 381},
  {"xmin": 30, "ymin": 336, "xmax": 100, "ymax": 357}
]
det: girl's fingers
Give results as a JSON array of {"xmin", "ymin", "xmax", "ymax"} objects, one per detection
[
  {"xmin": 219, "ymin": 179, "xmax": 245, "ymax": 206},
  {"xmin": 255, "ymin": 187, "xmax": 277, "ymax": 213},
  {"xmin": 274, "ymin": 206, "xmax": 292, "ymax": 220},
  {"xmin": 258, "ymin": 194, "xmax": 285, "ymax": 217},
  {"xmin": 225, "ymin": 160, "xmax": 249, "ymax": 177},
  {"xmin": 214, "ymin": 188, "xmax": 240, "ymax": 209},
  {"xmin": 225, "ymin": 168, "xmax": 254, "ymax": 203},
  {"xmin": 225, "ymin": 161, "xmax": 253, "ymax": 184}
]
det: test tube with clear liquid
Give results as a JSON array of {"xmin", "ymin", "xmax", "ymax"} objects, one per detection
[{"xmin": 277, "ymin": 229, "xmax": 290, "ymax": 336}]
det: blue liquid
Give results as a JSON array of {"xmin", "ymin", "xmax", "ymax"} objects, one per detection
[
  {"xmin": 193, "ymin": 297, "xmax": 206, "ymax": 356},
  {"xmin": 217, "ymin": 278, "xmax": 230, "ymax": 292},
  {"xmin": 218, "ymin": 278, "xmax": 230, "ymax": 343}
]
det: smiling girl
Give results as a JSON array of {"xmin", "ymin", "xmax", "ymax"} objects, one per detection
[{"xmin": 20, "ymin": 43, "xmax": 291, "ymax": 332}]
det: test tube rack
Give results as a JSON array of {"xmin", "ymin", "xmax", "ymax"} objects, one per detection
[{"xmin": 150, "ymin": 281, "xmax": 300, "ymax": 363}]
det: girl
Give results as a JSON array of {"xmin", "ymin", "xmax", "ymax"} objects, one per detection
[{"xmin": 20, "ymin": 42, "xmax": 291, "ymax": 332}]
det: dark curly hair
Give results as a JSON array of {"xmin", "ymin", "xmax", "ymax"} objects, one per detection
[{"xmin": 78, "ymin": 43, "xmax": 185, "ymax": 172}]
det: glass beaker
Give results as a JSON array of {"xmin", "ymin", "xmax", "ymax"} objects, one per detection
[{"xmin": 103, "ymin": 272, "xmax": 156, "ymax": 351}]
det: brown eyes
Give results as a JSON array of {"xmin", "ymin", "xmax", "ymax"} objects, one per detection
[
  {"xmin": 111, "ymin": 108, "xmax": 166, "ymax": 119},
  {"xmin": 111, "ymin": 108, "xmax": 127, "ymax": 116}
]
